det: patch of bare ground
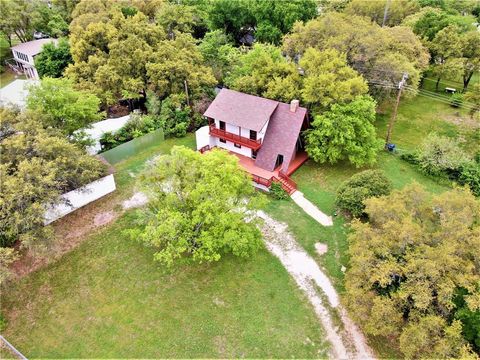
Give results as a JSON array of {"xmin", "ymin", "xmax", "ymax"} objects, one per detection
[
  {"xmin": 443, "ymin": 113, "xmax": 479, "ymax": 129},
  {"xmin": 10, "ymin": 190, "xmax": 125, "ymax": 279},
  {"xmin": 257, "ymin": 211, "xmax": 375, "ymax": 360}
]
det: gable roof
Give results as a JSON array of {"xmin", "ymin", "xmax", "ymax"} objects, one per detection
[
  {"xmin": 255, "ymin": 103, "xmax": 307, "ymax": 173},
  {"xmin": 11, "ymin": 38, "xmax": 57, "ymax": 57},
  {"xmin": 204, "ymin": 88, "xmax": 279, "ymax": 132}
]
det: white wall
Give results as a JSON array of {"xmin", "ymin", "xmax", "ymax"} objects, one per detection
[
  {"xmin": 195, "ymin": 125, "xmax": 215, "ymax": 150},
  {"xmin": 214, "ymin": 119, "xmax": 267, "ymax": 142},
  {"xmin": 44, "ymin": 174, "xmax": 116, "ymax": 225},
  {"xmin": 83, "ymin": 115, "xmax": 131, "ymax": 154},
  {"xmin": 214, "ymin": 137, "xmax": 252, "ymax": 157}
]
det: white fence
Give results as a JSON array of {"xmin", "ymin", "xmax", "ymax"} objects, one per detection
[
  {"xmin": 84, "ymin": 115, "xmax": 131, "ymax": 154},
  {"xmin": 44, "ymin": 174, "xmax": 116, "ymax": 225}
]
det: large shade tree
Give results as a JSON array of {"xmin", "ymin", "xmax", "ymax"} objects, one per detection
[
  {"xmin": 26, "ymin": 77, "xmax": 103, "ymax": 136},
  {"xmin": 305, "ymin": 96, "xmax": 380, "ymax": 167},
  {"xmin": 0, "ymin": 107, "xmax": 106, "ymax": 250},
  {"xmin": 130, "ymin": 146, "xmax": 264, "ymax": 267},
  {"xmin": 345, "ymin": 184, "xmax": 480, "ymax": 358},
  {"xmin": 67, "ymin": 5, "xmax": 215, "ymax": 106},
  {"xmin": 283, "ymin": 12, "xmax": 430, "ymax": 97}
]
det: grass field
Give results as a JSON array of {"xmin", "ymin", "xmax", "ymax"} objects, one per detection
[{"xmin": 1, "ymin": 134, "xmax": 329, "ymax": 359}]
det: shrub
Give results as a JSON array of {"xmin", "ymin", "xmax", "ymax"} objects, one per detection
[
  {"xmin": 99, "ymin": 114, "xmax": 162, "ymax": 151},
  {"xmin": 458, "ymin": 162, "xmax": 480, "ymax": 197},
  {"xmin": 417, "ymin": 133, "xmax": 471, "ymax": 176},
  {"xmin": 400, "ymin": 151, "xmax": 419, "ymax": 165},
  {"xmin": 450, "ymin": 93, "xmax": 463, "ymax": 108},
  {"xmin": 270, "ymin": 181, "xmax": 289, "ymax": 200},
  {"xmin": 335, "ymin": 170, "xmax": 392, "ymax": 217},
  {"xmin": 159, "ymin": 94, "xmax": 191, "ymax": 138}
]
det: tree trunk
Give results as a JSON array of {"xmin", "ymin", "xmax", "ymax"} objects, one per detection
[
  {"xmin": 463, "ymin": 71, "xmax": 473, "ymax": 92},
  {"xmin": 435, "ymin": 76, "xmax": 441, "ymax": 92}
]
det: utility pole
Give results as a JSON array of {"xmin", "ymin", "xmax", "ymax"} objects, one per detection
[
  {"xmin": 385, "ymin": 72, "xmax": 408, "ymax": 148},
  {"xmin": 382, "ymin": 0, "xmax": 391, "ymax": 27}
]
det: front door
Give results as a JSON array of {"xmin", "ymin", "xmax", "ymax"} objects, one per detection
[{"xmin": 275, "ymin": 154, "xmax": 284, "ymax": 169}]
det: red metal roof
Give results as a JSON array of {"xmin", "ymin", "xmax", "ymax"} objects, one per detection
[{"xmin": 204, "ymin": 88, "xmax": 279, "ymax": 132}]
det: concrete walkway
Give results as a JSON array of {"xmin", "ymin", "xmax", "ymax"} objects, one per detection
[{"xmin": 291, "ymin": 191, "xmax": 333, "ymax": 226}]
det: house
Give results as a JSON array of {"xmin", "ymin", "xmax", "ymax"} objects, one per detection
[
  {"xmin": 196, "ymin": 89, "xmax": 309, "ymax": 193},
  {"xmin": 10, "ymin": 38, "xmax": 57, "ymax": 80}
]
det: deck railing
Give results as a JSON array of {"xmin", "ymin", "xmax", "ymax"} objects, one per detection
[
  {"xmin": 209, "ymin": 124, "xmax": 262, "ymax": 150},
  {"xmin": 278, "ymin": 171, "xmax": 297, "ymax": 190}
]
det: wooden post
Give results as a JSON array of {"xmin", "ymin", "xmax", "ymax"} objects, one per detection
[
  {"xmin": 184, "ymin": 80, "xmax": 190, "ymax": 108},
  {"xmin": 385, "ymin": 72, "xmax": 408, "ymax": 148}
]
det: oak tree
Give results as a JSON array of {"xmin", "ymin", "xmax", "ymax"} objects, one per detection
[{"xmin": 130, "ymin": 146, "xmax": 264, "ymax": 267}]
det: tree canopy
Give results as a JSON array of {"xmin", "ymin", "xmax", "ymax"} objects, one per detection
[
  {"xmin": 26, "ymin": 77, "xmax": 103, "ymax": 136},
  {"xmin": 207, "ymin": 0, "xmax": 317, "ymax": 45},
  {"xmin": 345, "ymin": 0, "xmax": 419, "ymax": 26},
  {"xmin": 67, "ymin": 5, "xmax": 215, "ymax": 106},
  {"xmin": 345, "ymin": 184, "xmax": 480, "ymax": 358},
  {"xmin": 0, "ymin": 107, "xmax": 106, "ymax": 250},
  {"xmin": 130, "ymin": 146, "xmax": 264, "ymax": 267},
  {"xmin": 305, "ymin": 96, "xmax": 380, "ymax": 167},
  {"xmin": 34, "ymin": 38, "xmax": 73, "ymax": 78},
  {"xmin": 283, "ymin": 12, "xmax": 430, "ymax": 97}
]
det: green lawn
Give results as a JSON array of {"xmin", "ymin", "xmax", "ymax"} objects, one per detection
[{"xmin": 1, "ymin": 135, "xmax": 329, "ymax": 358}]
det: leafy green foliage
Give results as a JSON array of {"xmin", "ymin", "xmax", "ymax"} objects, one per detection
[
  {"xmin": 99, "ymin": 114, "xmax": 163, "ymax": 151},
  {"xmin": 417, "ymin": 133, "xmax": 471, "ymax": 176},
  {"xmin": 225, "ymin": 43, "xmax": 302, "ymax": 103},
  {"xmin": 34, "ymin": 38, "xmax": 73, "ymax": 78},
  {"xmin": 450, "ymin": 93, "xmax": 464, "ymax": 108},
  {"xmin": 458, "ymin": 162, "xmax": 480, "ymax": 197},
  {"xmin": 346, "ymin": 184, "xmax": 480, "ymax": 358},
  {"xmin": 26, "ymin": 77, "xmax": 103, "ymax": 136},
  {"xmin": 199, "ymin": 30, "xmax": 240, "ymax": 83},
  {"xmin": 269, "ymin": 181, "xmax": 289, "ymax": 200},
  {"xmin": 130, "ymin": 146, "xmax": 264, "ymax": 267},
  {"xmin": 157, "ymin": 94, "xmax": 190, "ymax": 138},
  {"xmin": 0, "ymin": 247, "xmax": 19, "ymax": 285},
  {"xmin": 300, "ymin": 48, "xmax": 368, "ymax": 110},
  {"xmin": 346, "ymin": 0, "xmax": 419, "ymax": 26},
  {"xmin": 0, "ymin": 107, "xmax": 106, "ymax": 249},
  {"xmin": 283, "ymin": 12, "xmax": 429, "ymax": 97},
  {"xmin": 335, "ymin": 170, "xmax": 392, "ymax": 218},
  {"xmin": 305, "ymin": 96, "xmax": 380, "ymax": 167},
  {"xmin": 464, "ymin": 83, "xmax": 480, "ymax": 118},
  {"xmin": 207, "ymin": 0, "xmax": 316, "ymax": 45}
]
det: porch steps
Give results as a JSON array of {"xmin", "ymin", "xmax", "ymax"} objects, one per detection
[{"xmin": 277, "ymin": 177, "xmax": 296, "ymax": 195}]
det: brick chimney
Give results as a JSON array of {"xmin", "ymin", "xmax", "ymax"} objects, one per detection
[{"xmin": 290, "ymin": 99, "xmax": 299, "ymax": 113}]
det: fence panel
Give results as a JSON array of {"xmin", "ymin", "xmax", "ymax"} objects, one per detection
[{"xmin": 99, "ymin": 128, "xmax": 165, "ymax": 165}]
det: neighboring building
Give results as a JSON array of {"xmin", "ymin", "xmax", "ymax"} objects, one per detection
[
  {"xmin": 10, "ymin": 38, "xmax": 57, "ymax": 80},
  {"xmin": 196, "ymin": 89, "xmax": 309, "ymax": 193}
]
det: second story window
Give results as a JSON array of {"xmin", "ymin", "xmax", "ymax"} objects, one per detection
[
  {"xmin": 219, "ymin": 121, "xmax": 225, "ymax": 130},
  {"xmin": 249, "ymin": 130, "xmax": 257, "ymax": 141}
]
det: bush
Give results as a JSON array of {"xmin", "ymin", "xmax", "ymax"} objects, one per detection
[
  {"xmin": 335, "ymin": 170, "xmax": 392, "ymax": 217},
  {"xmin": 458, "ymin": 162, "xmax": 480, "ymax": 197},
  {"xmin": 99, "ymin": 114, "xmax": 162, "ymax": 151},
  {"xmin": 450, "ymin": 93, "xmax": 463, "ymax": 108},
  {"xmin": 400, "ymin": 151, "xmax": 419, "ymax": 165},
  {"xmin": 417, "ymin": 133, "xmax": 471, "ymax": 176},
  {"xmin": 159, "ymin": 94, "xmax": 190, "ymax": 138},
  {"xmin": 270, "ymin": 181, "xmax": 289, "ymax": 200}
]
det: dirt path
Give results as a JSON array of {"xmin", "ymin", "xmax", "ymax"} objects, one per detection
[{"xmin": 257, "ymin": 210, "xmax": 375, "ymax": 360}]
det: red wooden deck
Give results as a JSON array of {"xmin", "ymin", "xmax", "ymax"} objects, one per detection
[{"xmin": 232, "ymin": 151, "xmax": 308, "ymax": 179}]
